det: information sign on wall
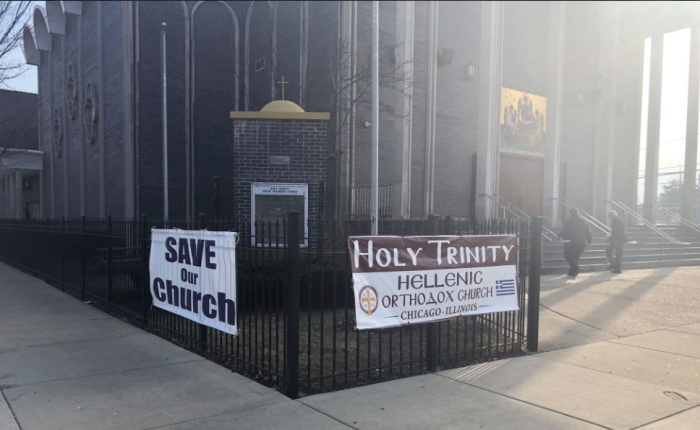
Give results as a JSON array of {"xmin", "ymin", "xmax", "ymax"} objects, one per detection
[{"xmin": 251, "ymin": 183, "xmax": 308, "ymax": 246}]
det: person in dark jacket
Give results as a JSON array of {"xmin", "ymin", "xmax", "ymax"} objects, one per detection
[
  {"xmin": 559, "ymin": 208, "xmax": 592, "ymax": 278},
  {"xmin": 606, "ymin": 210, "xmax": 627, "ymax": 274}
]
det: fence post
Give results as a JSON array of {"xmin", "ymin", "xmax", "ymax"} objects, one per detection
[
  {"xmin": 285, "ymin": 211, "xmax": 301, "ymax": 399},
  {"xmin": 45, "ymin": 217, "xmax": 50, "ymax": 283},
  {"xmin": 426, "ymin": 214, "xmax": 440, "ymax": 372},
  {"xmin": 197, "ymin": 213, "xmax": 208, "ymax": 353},
  {"xmin": 527, "ymin": 216, "xmax": 542, "ymax": 352},
  {"xmin": 60, "ymin": 216, "xmax": 66, "ymax": 292},
  {"xmin": 141, "ymin": 214, "xmax": 150, "ymax": 326},
  {"xmin": 107, "ymin": 215, "xmax": 113, "ymax": 313},
  {"xmin": 81, "ymin": 216, "xmax": 86, "ymax": 301},
  {"xmin": 444, "ymin": 215, "xmax": 453, "ymax": 235}
]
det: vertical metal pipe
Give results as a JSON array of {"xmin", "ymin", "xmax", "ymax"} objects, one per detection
[
  {"xmin": 370, "ymin": 1, "xmax": 379, "ymax": 235},
  {"xmin": 198, "ymin": 213, "xmax": 208, "ymax": 352},
  {"xmin": 426, "ymin": 214, "xmax": 440, "ymax": 371},
  {"xmin": 161, "ymin": 22, "xmax": 169, "ymax": 222},
  {"xmin": 107, "ymin": 215, "xmax": 113, "ymax": 312},
  {"xmin": 81, "ymin": 215, "xmax": 86, "ymax": 301},
  {"xmin": 60, "ymin": 216, "xmax": 66, "ymax": 292},
  {"xmin": 527, "ymin": 217, "xmax": 542, "ymax": 352},
  {"xmin": 285, "ymin": 211, "xmax": 301, "ymax": 398},
  {"xmin": 45, "ymin": 217, "xmax": 50, "ymax": 283},
  {"xmin": 141, "ymin": 214, "xmax": 150, "ymax": 325}
]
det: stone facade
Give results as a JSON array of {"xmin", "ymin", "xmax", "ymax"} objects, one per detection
[{"xmin": 23, "ymin": 1, "xmax": 700, "ymax": 225}]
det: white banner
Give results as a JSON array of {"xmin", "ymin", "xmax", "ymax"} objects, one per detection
[
  {"xmin": 150, "ymin": 229, "xmax": 238, "ymax": 335},
  {"xmin": 348, "ymin": 235, "xmax": 519, "ymax": 330}
]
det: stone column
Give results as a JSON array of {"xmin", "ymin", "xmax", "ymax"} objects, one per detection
[
  {"xmin": 682, "ymin": 27, "xmax": 700, "ymax": 221},
  {"xmin": 338, "ymin": 0, "xmax": 356, "ymax": 218},
  {"xmin": 392, "ymin": 0, "xmax": 414, "ymax": 218},
  {"xmin": 97, "ymin": 1, "xmax": 106, "ymax": 217},
  {"xmin": 423, "ymin": 1, "xmax": 438, "ymax": 216},
  {"xmin": 14, "ymin": 171, "xmax": 22, "ymax": 219},
  {"xmin": 643, "ymin": 34, "xmax": 663, "ymax": 221},
  {"xmin": 1, "ymin": 175, "xmax": 7, "ymax": 218},
  {"xmin": 4, "ymin": 175, "xmax": 9, "ymax": 219},
  {"xmin": 542, "ymin": 1, "xmax": 565, "ymax": 227},
  {"xmin": 475, "ymin": 1, "xmax": 504, "ymax": 218},
  {"xmin": 593, "ymin": 1, "xmax": 619, "ymax": 220},
  {"xmin": 123, "ymin": 1, "xmax": 136, "ymax": 219},
  {"xmin": 8, "ymin": 172, "xmax": 15, "ymax": 219}
]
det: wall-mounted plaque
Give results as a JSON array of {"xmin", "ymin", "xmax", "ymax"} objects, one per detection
[
  {"xmin": 269, "ymin": 155, "xmax": 290, "ymax": 165},
  {"xmin": 251, "ymin": 183, "xmax": 308, "ymax": 247}
]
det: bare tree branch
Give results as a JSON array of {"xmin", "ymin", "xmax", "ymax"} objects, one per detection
[
  {"xmin": 320, "ymin": 35, "xmax": 414, "ymax": 159},
  {"xmin": 0, "ymin": 1, "xmax": 34, "ymax": 163},
  {"xmin": 0, "ymin": 1, "xmax": 33, "ymax": 87}
]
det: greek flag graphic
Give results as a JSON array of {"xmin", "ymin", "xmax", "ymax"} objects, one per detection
[{"xmin": 496, "ymin": 279, "xmax": 516, "ymax": 296}]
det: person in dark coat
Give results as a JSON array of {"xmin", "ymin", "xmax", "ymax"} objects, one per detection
[
  {"xmin": 606, "ymin": 210, "xmax": 627, "ymax": 274},
  {"xmin": 559, "ymin": 208, "xmax": 592, "ymax": 278}
]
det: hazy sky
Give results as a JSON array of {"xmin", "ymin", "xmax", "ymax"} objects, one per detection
[
  {"xmin": 3, "ymin": 48, "xmax": 37, "ymax": 93},
  {"xmin": 2, "ymin": 1, "xmax": 40, "ymax": 93}
]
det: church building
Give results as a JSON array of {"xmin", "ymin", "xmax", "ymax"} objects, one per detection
[{"xmin": 16, "ymin": 1, "xmax": 700, "ymax": 228}]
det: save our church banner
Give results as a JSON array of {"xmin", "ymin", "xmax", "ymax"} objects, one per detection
[
  {"xmin": 150, "ymin": 229, "xmax": 239, "ymax": 335},
  {"xmin": 347, "ymin": 235, "xmax": 519, "ymax": 330}
]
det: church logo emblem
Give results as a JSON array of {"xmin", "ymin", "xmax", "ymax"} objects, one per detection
[{"xmin": 358, "ymin": 285, "xmax": 379, "ymax": 316}]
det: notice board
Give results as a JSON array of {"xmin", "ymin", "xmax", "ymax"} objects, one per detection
[{"xmin": 251, "ymin": 183, "xmax": 308, "ymax": 246}]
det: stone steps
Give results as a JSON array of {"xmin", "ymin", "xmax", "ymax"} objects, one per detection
[{"xmin": 541, "ymin": 223, "xmax": 700, "ymax": 275}]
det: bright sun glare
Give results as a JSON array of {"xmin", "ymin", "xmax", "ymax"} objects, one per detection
[{"xmin": 638, "ymin": 27, "xmax": 695, "ymax": 204}]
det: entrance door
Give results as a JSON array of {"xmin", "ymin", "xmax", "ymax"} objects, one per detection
[{"xmin": 498, "ymin": 154, "xmax": 544, "ymax": 217}]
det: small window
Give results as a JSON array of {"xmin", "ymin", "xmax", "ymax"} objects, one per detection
[{"xmin": 255, "ymin": 57, "xmax": 266, "ymax": 72}]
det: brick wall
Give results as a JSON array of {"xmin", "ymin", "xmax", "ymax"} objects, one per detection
[
  {"xmin": 103, "ymin": 1, "xmax": 126, "ymax": 218},
  {"xmin": 306, "ymin": 1, "xmax": 338, "ymax": 216},
  {"xmin": 232, "ymin": 119, "xmax": 328, "ymax": 239},
  {"xmin": 82, "ymin": 1, "xmax": 101, "ymax": 217},
  {"xmin": 63, "ymin": 13, "xmax": 82, "ymax": 218},
  {"xmin": 433, "ymin": 1, "xmax": 482, "ymax": 218},
  {"xmin": 192, "ymin": 1, "xmax": 237, "ymax": 218},
  {"xmin": 50, "ymin": 33, "xmax": 65, "ymax": 218},
  {"xmin": 39, "ymin": 50, "xmax": 52, "ymax": 216},
  {"xmin": 275, "ymin": 2, "xmax": 301, "ymax": 107},
  {"xmin": 137, "ymin": 1, "xmax": 188, "ymax": 219},
  {"xmin": 409, "ymin": 1, "xmax": 430, "ymax": 217},
  {"xmin": 248, "ymin": 2, "xmax": 274, "ymax": 111}
]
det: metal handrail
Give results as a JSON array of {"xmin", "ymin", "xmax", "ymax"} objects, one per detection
[
  {"xmin": 609, "ymin": 200, "xmax": 690, "ymax": 246},
  {"xmin": 652, "ymin": 203, "xmax": 700, "ymax": 235},
  {"xmin": 549, "ymin": 197, "xmax": 610, "ymax": 237},
  {"xmin": 480, "ymin": 194, "xmax": 560, "ymax": 242}
]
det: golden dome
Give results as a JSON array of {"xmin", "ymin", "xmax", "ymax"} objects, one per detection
[{"xmin": 260, "ymin": 100, "xmax": 305, "ymax": 113}]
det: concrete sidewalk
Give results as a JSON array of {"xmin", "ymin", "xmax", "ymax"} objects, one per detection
[
  {"xmin": 302, "ymin": 269, "xmax": 700, "ymax": 429},
  {"xmin": 0, "ymin": 262, "xmax": 345, "ymax": 430},
  {"xmin": 2, "ymin": 262, "xmax": 700, "ymax": 429}
]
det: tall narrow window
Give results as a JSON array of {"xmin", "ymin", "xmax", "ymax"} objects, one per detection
[
  {"xmin": 638, "ymin": 37, "xmax": 651, "ymax": 212},
  {"xmin": 658, "ymin": 28, "xmax": 690, "ymax": 213},
  {"xmin": 639, "ymin": 29, "xmax": 692, "ymax": 215}
]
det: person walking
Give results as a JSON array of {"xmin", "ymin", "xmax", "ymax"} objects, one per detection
[
  {"xmin": 606, "ymin": 210, "xmax": 627, "ymax": 274},
  {"xmin": 559, "ymin": 208, "xmax": 592, "ymax": 279}
]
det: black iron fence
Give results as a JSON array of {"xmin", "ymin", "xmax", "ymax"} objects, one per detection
[{"xmin": 0, "ymin": 214, "xmax": 541, "ymax": 398}]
